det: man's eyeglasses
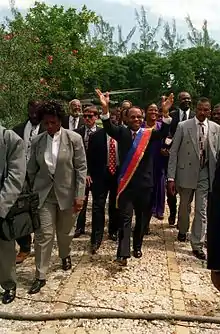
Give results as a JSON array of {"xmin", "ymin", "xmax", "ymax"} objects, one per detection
[{"xmin": 83, "ymin": 114, "xmax": 94, "ymax": 119}]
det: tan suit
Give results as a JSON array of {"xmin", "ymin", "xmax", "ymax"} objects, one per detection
[
  {"xmin": 168, "ymin": 118, "xmax": 220, "ymax": 250},
  {"xmin": 0, "ymin": 126, "xmax": 26, "ymax": 290},
  {"xmin": 28, "ymin": 128, "xmax": 87, "ymax": 279}
]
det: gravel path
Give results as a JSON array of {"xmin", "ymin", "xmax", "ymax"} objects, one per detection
[{"xmin": 1, "ymin": 198, "xmax": 220, "ymax": 334}]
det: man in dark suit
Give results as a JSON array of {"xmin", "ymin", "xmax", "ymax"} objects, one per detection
[
  {"xmin": 62, "ymin": 99, "xmax": 84, "ymax": 130},
  {"xmin": 96, "ymin": 89, "xmax": 173, "ymax": 266},
  {"xmin": 87, "ymin": 110, "xmax": 119, "ymax": 254},
  {"xmin": 166, "ymin": 91, "xmax": 195, "ymax": 226},
  {"xmin": 73, "ymin": 106, "xmax": 101, "ymax": 238},
  {"xmin": 13, "ymin": 100, "xmax": 44, "ymax": 264}
]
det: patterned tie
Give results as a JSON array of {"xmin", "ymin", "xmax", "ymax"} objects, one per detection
[
  {"xmin": 182, "ymin": 110, "xmax": 187, "ymax": 121},
  {"xmin": 85, "ymin": 128, "xmax": 92, "ymax": 150},
  {"xmin": 72, "ymin": 118, "xmax": 76, "ymax": 129},
  {"xmin": 198, "ymin": 123, "xmax": 205, "ymax": 168},
  {"xmin": 108, "ymin": 137, "xmax": 116, "ymax": 175},
  {"xmin": 132, "ymin": 132, "xmax": 136, "ymax": 141}
]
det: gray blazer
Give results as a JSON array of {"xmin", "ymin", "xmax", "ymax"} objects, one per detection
[
  {"xmin": 0, "ymin": 126, "xmax": 26, "ymax": 218},
  {"xmin": 27, "ymin": 127, "xmax": 87, "ymax": 209},
  {"xmin": 168, "ymin": 118, "xmax": 220, "ymax": 190}
]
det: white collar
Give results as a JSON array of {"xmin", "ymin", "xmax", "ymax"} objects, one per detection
[
  {"xmin": 86, "ymin": 125, "xmax": 96, "ymax": 132},
  {"xmin": 70, "ymin": 115, "xmax": 79, "ymax": 120},
  {"xmin": 130, "ymin": 128, "xmax": 141, "ymax": 135},
  {"xmin": 180, "ymin": 108, "xmax": 190, "ymax": 114},
  {"xmin": 47, "ymin": 128, "xmax": 61, "ymax": 140},
  {"xmin": 195, "ymin": 117, "xmax": 208, "ymax": 126}
]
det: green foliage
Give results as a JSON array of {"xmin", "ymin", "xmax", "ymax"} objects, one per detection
[{"xmin": 1, "ymin": 2, "xmax": 220, "ymax": 128}]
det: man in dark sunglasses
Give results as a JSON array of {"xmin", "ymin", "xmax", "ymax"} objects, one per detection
[{"xmin": 73, "ymin": 106, "xmax": 101, "ymax": 238}]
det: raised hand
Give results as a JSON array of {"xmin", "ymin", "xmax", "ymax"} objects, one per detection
[
  {"xmin": 161, "ymin": 93, "xmax": 174, "ymax": 115},
  {"xmin": 95, "ymin": 89, "xmax": 110, "ymax": 114}
]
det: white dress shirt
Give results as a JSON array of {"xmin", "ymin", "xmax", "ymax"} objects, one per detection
[
  {"xmin": 194, "ymin": 117, "xmax": 208, "ymax": 143},
  {"xmin": 24, "ymin": 120, "xmax": 40, "ymax": 161},
  {"xmin": 107, "ymin": 135, "xmax": 119, "ymax": 166},
  {"xmin": 179, "ymin": 108, "xmax": 190, "ymax": 121},
  {"xmin": 69, "ymin": 115, "xmax": 79, "ymax": 130},
  {"xmin": 44, "ymin": 129, "xmax": 61, "ymax": 175}
]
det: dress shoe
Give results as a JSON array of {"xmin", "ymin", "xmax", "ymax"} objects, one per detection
[
  {"xmin": 192, "ymin": 249, "xmax": 206, "ymax": 260},
  {"xmin": 156, "ymin": 215, "xmax": 164, "ymax": 220},
  {"xmin": 91, "ymin": 244, "xmax": 99, "ymax": 255},
  {"xmin": 108, "ymin": 233, "xmax": 117, "ymax": 242},
  {"xmin": 16, "ymin": 251, "xmax": 30, "ymax": 264},
  {"xmin": 168, "ymin": 216, "xmax": 175, "ymax": 226},
  {"xmin": 145, "ymin": 228, "xmax": 151, "ymax": 235},
  {"xmin": 28, "ymin": 279, "xmax": 46, "ymax": 294},
  {"xmin": 133, "ymin": 250, "xmax": 142, "ymax": 258},
  {"xmin": 177, "ymin": 232, "xmax": 186, "ymax": 242},
  {"xmin": 62, "ymin": 256, "xmax": 72, "ymax": 271},
  {"xmin": 2, "ymin": 288, "xmax": 16, "ymax": 304},
  {"xmin": 73, "ymin": 229, "xmax": 85, "ymax": 238},
  {"xmin": 114, "ymin": 257, "xmax": 127, "ymax": 266}
]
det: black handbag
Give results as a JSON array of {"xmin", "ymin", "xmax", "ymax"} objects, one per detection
[{"xmin": 0, "ymin": 130, "xmax": 40, "ymax": 241}]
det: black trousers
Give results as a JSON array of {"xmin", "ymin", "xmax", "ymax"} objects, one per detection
[
  {"xmin": 16, "ymin": 234, "xmax": 32, "ymax": 253},
  {"xmin": 166, "ymin": 186, "xmax": 177, "ymax": 219},
  {"xmin": 76, "ymin": 185, "xmax": 90, "ymax": 232},
  {"xmin": 117, "ymin": 187, "xmax": 153, "ymax": 258},
  {"xmin": 91, "ymin": 170, "xmax": 119, "ymax": 246}
]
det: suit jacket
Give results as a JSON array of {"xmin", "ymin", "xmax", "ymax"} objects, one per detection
[
  {"xmin": 27, "ymin": 127, "xmax": 87, "ymax": 209},
  {"xmin": 12, "ymin": 120, "xmax": 45, "ymax": 139},
  {"xmin": 75, "ymin": 125, "xmax": 101, "ymax": 157},
  {"xmin": 207, "ymin": 156, "xmax": 220, "ymax": 269},
  {"xmin": 102, "ymin": 118, "xmax": 170, "ymax": 189},
  {"xmin": 169, "ymin": 109, "xmax": 195, "ymax": 137},
  {"xmin": 87, "ymin": 128, "xmax": 117, "ymax": 180},
  {"xmin": 168, "ymin": 118, "xmax": 220, "ymax": 190},
  {"xmin": 0, "ymin": 126, "xmax": 26, "ymax": 218},
  {"xmin": 62, "ymin": 115, "xmax": 84, "ymax": 131}
]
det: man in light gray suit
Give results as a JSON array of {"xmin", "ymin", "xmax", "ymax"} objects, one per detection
[
  {"xmin": 27, "ymin": 101, "xmax": 87, "ymax": 294},
  {"xmin": 168, "ymin": 97, "xmax": 220, "ymax": 260},
  {"xmin": 0, "ymin": 126, "xmax": 26, "ymax": 303}
]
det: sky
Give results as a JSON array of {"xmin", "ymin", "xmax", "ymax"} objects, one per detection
[{"xmin": 0, "ymin": 0, "xmax": 220, "ymax": 42}]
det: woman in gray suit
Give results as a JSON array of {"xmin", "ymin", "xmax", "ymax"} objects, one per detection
[{"xmin": 27, "ymin": 101, "xmax": 87, "ymax": 294}]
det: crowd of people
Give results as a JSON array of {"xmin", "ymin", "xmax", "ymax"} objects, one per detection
[{"xmin": 0, "ymin": 90, "xmax": 220, "ymax": 305}]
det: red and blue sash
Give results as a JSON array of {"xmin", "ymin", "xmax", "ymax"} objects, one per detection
[{"xmin": 116, "ymin": 128, "xmax": 152, "ymax": 207}]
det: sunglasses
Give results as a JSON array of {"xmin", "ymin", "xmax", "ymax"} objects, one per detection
[{"xmin": 83, "ymin": 114, "xmax": 94, "ymax": 119}]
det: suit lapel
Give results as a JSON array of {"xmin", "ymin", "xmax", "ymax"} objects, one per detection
[
  {"xmin": 55, "ymin": 128, "xmax": 69, "ymax": 176},
  {"xmin": 187, "ymin": 119, "xmax": 199, "ymax": 158},
  {"xmin": 208, "ymin": 121, "xmax": 217, "ymax": 158},
  {"xmin": 189, "ymin": 110, "xmax": 195, "ymax": 119},
  {"xmin": 37, "ymin": 132, "xmax": 48, "ymax": 171}
]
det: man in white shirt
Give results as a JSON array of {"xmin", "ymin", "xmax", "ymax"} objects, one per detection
[
  {"xmin": 168, "ymin": 97, "xmax": 220, "ymax": 260},
  {"xmin": 13, "ymin": 100, "xmax": 44, "ymax": 264},
  {"xmin": 62, "ymin": 99, "xmax": 84, "ymax": 130}
]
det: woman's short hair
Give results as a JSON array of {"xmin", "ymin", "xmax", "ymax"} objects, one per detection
[{"xmin": 39, "ymin": 100, "xmax": 65, "ymax": 120}]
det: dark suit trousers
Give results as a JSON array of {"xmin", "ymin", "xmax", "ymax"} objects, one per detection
[
  {"xmin": 117, "ymin": 187, "xmax": 153, "ymax": 258},
  {"xmin": 165, "ymin": 161, "xmax": 177, "ymax": 219},
  {"xmin": 76, "ymin": 186, "xmax": 90, "ymax": 232},
  {"xmin": 91, "ymin": 170, "xmax": 119, "ymax": 246},
  {"xmin": 167, "ymin": 191, "xmax": 177, "ymax": 219},
  {"xmin": 16, "ymin": 235, "xmax": 32, "ymax": 253}
]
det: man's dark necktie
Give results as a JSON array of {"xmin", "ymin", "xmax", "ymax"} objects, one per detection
[
  {"xmin": 182, "ymin": 111, "xmax": 187, "ymax": 121},
  {"xmin": 198, "ymin": 123, "xmax": 205, "ymax": 168}
]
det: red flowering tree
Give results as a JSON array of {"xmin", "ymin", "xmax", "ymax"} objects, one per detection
[{"xmin": 0, "ymin": 2, "xmax": 103, "ymax": 126}]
